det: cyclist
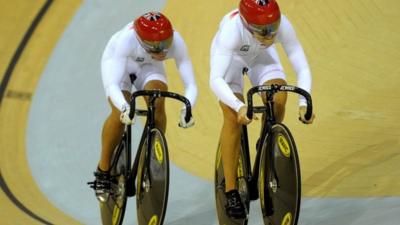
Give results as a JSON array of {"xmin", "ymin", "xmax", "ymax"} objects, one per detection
[
  {"xmin": 89, "ymin": 12, "xmax": 198, "ymax": 202},
  {"xmin": 209, "ymin": 0, "xmax": 315, "ymax": 219}
]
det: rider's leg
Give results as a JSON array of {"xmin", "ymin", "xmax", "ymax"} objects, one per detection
[
  {"xmin": 219, "ymin": 93, "xmax": 244, "ymax": 192},
  {"xmin": 98, "ymin": 91, "xmax": 131, "ymax": 171},
  {"xmin": 143, "ymin": 80, "xmax": 168, "ymax": 133},
  {"xmin": 220, "ymin": 93, "xmax": 247, "ymax": 219}
]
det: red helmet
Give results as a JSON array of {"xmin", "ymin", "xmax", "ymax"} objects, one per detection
[
  {"xmin": 239, "ymin": 0, "xmax": 281, "ymax": 37},
  {"xmin": 239, "ymin": 0, "xmax": 280, "ymax": 25},
  {"xmin": 134, "ymin": 12, "xmax": 173, "ymax": 53}
]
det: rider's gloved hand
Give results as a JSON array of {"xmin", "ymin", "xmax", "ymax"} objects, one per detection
[
  {"xmin": 178, "ymin": 108, "xmax": 194, "ymax": 128},
  {"xmin": 120, "ymin": 104, "xmax": 134, "ymax": 125},
  {"xmin": 298, "ymin": 105, "xmax": 315, "ymax": 124}
]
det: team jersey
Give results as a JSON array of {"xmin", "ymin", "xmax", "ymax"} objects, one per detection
[
  {"xmin": 101, "ymin": 22, "xmax": 197, "ymax": 111},
  {"xmin": 210, "ymin": 10, "xmax": 312, "ymax": 112}
]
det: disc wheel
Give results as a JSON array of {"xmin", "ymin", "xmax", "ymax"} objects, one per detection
[
  {"xmin": 259, "ymin": 124, "xmax": 301, "ymax": 225},
  {"xmin": 136, "ymin": 128, "xmax": 169, "ymax": 225}
]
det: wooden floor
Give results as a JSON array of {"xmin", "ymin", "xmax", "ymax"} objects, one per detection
[
  {"xmin": 1, "ymin": 0, "xmax": 399, "ymax": 224},
  {"xmin": 0, "ymin": 0, "xmax": 82, "ymax": 224},
  {"xmin": 163, "ymin": 0, "xmax": 400, "ymax": 197}
]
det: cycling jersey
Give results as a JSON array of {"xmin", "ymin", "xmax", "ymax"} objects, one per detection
[
  {"xmin": 102, "ymin": 22, "xmax": 197, "ymax": 111},
  {"xmin": 210, "ymin": 10, "xmax": 311, "ymax": 112}
]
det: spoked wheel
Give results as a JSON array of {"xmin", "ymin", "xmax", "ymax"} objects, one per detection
[
  {"xmin": 100, "ymin": 141, "xmax": 128, "ymax": 225},
  {"xmin": 214, "ymin": 143, "xmax": 250, "ymax": 225},
  {"xmin": 136, "ymin": 128, "xmax": 169, "ymax": 225},
  {"xmin": 259, "ymin": 124, "xmax": 301, "ymax": 225}
]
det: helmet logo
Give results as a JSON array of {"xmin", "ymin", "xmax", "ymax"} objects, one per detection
[
  {"xmin": 143, "ymin": 12, "xmax": 161, "ymax": 21},
  {"xmin": 256, "ymin": 0, "xmax": 268, "ymax": 6}
]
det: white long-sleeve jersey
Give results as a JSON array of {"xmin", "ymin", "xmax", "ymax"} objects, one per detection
[
  {"xmin": 101, "ymin": 22, "xmax": 198, "ymax": 111},
  {"xmin": 210, "ymin": 10, "xmax": 312, "ymax": 112}
]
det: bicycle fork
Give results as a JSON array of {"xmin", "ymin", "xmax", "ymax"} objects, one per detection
[
  {"xmin": 256, "ymin": 127, "xmax": 280, "ymax": 217},
  {"xmin": 142, "ymin": 133, "xmax": 153, "ymax": 193}
]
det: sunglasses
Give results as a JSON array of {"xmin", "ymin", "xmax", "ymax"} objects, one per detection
[
  {"xmin": 247, "ymin": 20, "xmax": 280, "ymax": 38},
  {"xmin": 140, "ymin": 36, "xmax": 173, "ymax": 54}
]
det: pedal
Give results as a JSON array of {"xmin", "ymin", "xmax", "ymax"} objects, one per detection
[
  {"xmin": 87, "ymin": 181, "xmax": 95, "ymax": 189},
  {"xmin": 88, "ymin": 180, "xmax": 111, "ymax": 202}
]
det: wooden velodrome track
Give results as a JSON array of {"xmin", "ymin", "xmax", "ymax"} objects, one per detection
[{"xmin": 1, "ymin": 0, "xmax": 399, "ymax": 224}]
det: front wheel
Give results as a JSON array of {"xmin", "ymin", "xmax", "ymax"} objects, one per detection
[
  {"xmin": 259, "ymin": 124, "xmax": 301, "ymax": 225},
  {"xmin": 136, "ymin": 128, "xmax": 169, "ymax": 225}
]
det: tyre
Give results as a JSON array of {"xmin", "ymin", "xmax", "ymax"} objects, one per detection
[
  {"xmin": 259, "ymin": 124, "xmax": 301, "ymax": 225},
  {"xmin": 136, "ymin": 128, "xmax": 169, "ymax": 225}
]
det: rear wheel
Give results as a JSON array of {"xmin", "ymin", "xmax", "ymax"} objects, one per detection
[
  {"xmin": 259, "ymin": 124, "xmax": 301, "ymax": 225},
  {"xmin": 100, "ymin": 140, "xmax": 128, "ymax": 225},
  {"xmin": 136, "ymin": 128, "xmax": 169, "ymax": 225},
  {"xmin": 214, "ymin": 142, "xmax": 250, "ymax": 225}
]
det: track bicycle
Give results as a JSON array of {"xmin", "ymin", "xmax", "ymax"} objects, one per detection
[
  {"xmin": 215, "ymin": 84, "xmax": 313, "ymax": 225},
  {"xmin": 97, "ymin": 89, "xmax": 192, "ymax": 225}
]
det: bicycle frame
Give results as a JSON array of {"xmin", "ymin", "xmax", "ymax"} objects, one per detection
[
  {"xmin": 128, "ymin": 90, "xmax": 192, "ymax": 191},
  {"xmin": 249, "ymin": 87, "xmax": 279, "ymax": 189},
  {"xmin": 99, "ymin": 89, "xmax": 192, "ymax": 225},
  {"xmin": 214, "ymin": 84, "xmax": 312, "ymax": 225},
  {"xmin": 129, "ymin": 93, "xmax": 161, "ymax": 190},
  {"xmin": 242, "ymin": 84, "xmax": 313, "ymax": 196}
]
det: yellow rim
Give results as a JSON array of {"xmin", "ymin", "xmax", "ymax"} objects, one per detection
[
  {"xmin": 216, "ymin": 144, "xmax": 222, "ymax": 168},
  {"xmin": 137, "ymin": 142, "xmax": 147, "ymax": 196},
  {"xmin": 112, "ymin": 205, "xmax": 120, "ymax": 225},
  {"xmin": 237, "ymin": 156, "xmax": 244, "ymax": 177},
  {"xmin": 260, "ymin": 167, "xmax": 265, "ymax": 209},
  {"xmin": 148, "ymin": 215, "xmax": 158, "ymax": 225},
  {"xmin": 281, "ymin": 212, "xmax": 292, "ymax": 225}
]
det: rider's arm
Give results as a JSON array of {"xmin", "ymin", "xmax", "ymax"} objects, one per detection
[
  {"xmin": 277, "ymin": 15, "xmax": 312, "ymax": 106},
  {"xmin": 210, "ymin": 55, "xmax": 244, "ymax": 112},
  {"xmin": 209, "ymin": 23, "xmax": 245, "ymax": 112},
  {"xmin": 170, "ymin": 32, "xmax": 198, "ymax": 107},
  {"xmin": 102, "ymin": 29, "xmax": 134, "ymax": 111}
]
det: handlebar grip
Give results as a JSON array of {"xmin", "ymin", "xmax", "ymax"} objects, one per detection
[
  {"xmin": 246, "ymin": 85, "xmax": 263, "ymax": 120},
  {"xmin": 128, "ymin": 107, "xmax": 135, "ymax": 120},
  {"xmin": 184, "ymin": 106, "xmax": 192, "ymax": 123},
  {"xmin": 304, "ymin": 104, "xmax": 313, "ymax": 121},
  {"xmin": 128, "ymin": 101, "xmax": 136, "ymax": 119},
  {"xmin": 296, "ymin": 87, "xmax": 313, "ymax": 121},
  {"xmin": 246, "ymin": 105, "xmax": 253, "ymax": 120}
]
